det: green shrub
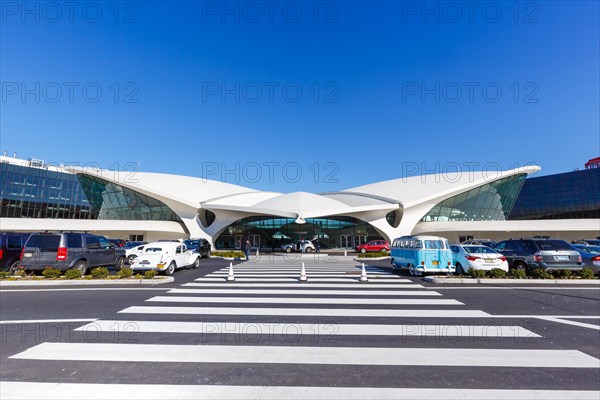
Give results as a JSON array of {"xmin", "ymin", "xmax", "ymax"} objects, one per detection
[
  {"xmin": 64, "ymin": 269, "xmax": 82, "ymax": 280},
  {"xmin": 42, "ymin": 268, "xmax": 62, "ymax": 279},
  {"xmin": 14, "ymin": 268, "xmax": 27, "ymax": 277},
  {"xmin": 144, "ymin": 270, "xmax": 157, "ymax": 279},
  {"xmin": 488, "ymin": 268, "xmax": 507, "ymax": 278},
  {"xmin": 134, "ymin": 273, "xmax": 143, "ymax": 279},
  {"xmin": 579, "ymin": 268, "xmax": 596, "ymax": 280},
  {"xmin": 211, "ymin": 251, "xmax": 244, "ymax": 258},
  {"xmin": 509, "ymin": 268, "xmax": 527, "ymax": 279},
  {"xmin": 90, "ymin": 267, "xmax": 109, "ymax": 279},
  {"xmin": 467, "ymin": 268, "xmax": 487, "ymax": 278},
  {"xmin": 0, "ymin": 271, "xmax": 10, "ymax": 279},
  {"xmin": 118, "ymin": 267, "xmax": 133, "ymax": 278},
  {"xmin": 83, "ymin": 275, "xmax": 94, "ymax": 280},
  {"xmin": 530, "ymin": 268, "xmax": 552, "ymax": 279},
  {"xmin": 357, "ymin": 252, "xmax": 390, "ymax": 258},
  {"xmin": 555, "ymin": 269, "xmax": 573, "ymax": 279}
]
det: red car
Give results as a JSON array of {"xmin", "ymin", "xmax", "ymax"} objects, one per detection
[{"xmin": 356, "ymin": 240, "xmax": 390, "ymax": 254}]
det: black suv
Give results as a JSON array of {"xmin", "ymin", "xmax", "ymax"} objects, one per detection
[
  {"xmin": 183, "ymin": 238, "xmax": 211, "ymax": 258},
  {"xmin": 494, "ymin": 238, "xmax": 583, "ymax": 272},
  {"xmin": 19, "ymin": 232, "xmax": 126, "ymax": 274},
  {"xmin": 0, "ymin": 232, "xmax": 30, "ymax": 272}
]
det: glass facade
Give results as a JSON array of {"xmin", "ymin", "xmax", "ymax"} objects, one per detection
[
  {"xmin": 215, "ymin": 216, "xmax": 382, "ymax": 250},
  {"xmin": 509, "ymin": 168, "xmax": 600, "ymax": 220},
  {"xmin": 0, "ymin": 162, "xmax": 182, "ymax": 222},
  {"xmin": 420, "ymin": 174, "xmax": 527, "ymax": 222}
]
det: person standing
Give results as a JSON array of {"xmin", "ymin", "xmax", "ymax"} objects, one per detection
[
  {"xmin": 244, "ymin": 239, "xmax": 252, "ymax": 261},
  {"xmin": 314, "ymin": 238, "xmax": 321, "ymax": 253}
]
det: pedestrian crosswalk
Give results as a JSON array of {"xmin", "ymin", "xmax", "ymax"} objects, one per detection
[{"xmin": 2, "ymin": 258, "xmax": 599, "ymax": 399}]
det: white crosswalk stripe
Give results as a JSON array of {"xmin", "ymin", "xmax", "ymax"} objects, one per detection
[{"xmin": 3, "ymin": 258, "xmax": 598, "ymax": 400}]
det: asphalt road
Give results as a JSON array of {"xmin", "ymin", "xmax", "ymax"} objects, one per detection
[{"xmin": 1, "ymin": 256, "xmax": 599, "ymax": 399}]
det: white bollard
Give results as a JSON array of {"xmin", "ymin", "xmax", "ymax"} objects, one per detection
[
  {"xmin": 227, "ymin": 262, "xmax": 235, "ymax": 282},
  {"xmin": 256, "ymin": 248, "xmax": 259, "ymax": 256},
  {"xmin": 359, "ymin": 262, "xmax": 368, "ymax": 282},
  {"xmin": 344, "ymin": 248, "xmax": 347, "ymax": 256},
  {"xmin": 299, "ymin": 262, "xmax": 307, "ymax": 282}
]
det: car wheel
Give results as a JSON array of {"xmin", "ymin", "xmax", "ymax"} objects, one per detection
[
  {"xmin": 73, "ymin": 260, "xmax": 88, "ymax": 275},
  {"xmin": 192, "ymin": 257, "xmax": 200, "ymax": 269},
  {"xmin": 306, "ymin": 248, "xmax": 313, "ymax": 253},
  {"xmin": 514, "ymin": 262, "xmax": 528, "ymax": 273},
  {"xmin": 165, "ymin": 261, "xmax": 176, "ymax": 276},
  {"xmin": 391, "ymin": 259, "xmax": 399, "ymax": 271},
  {"xmin": 408, "ymin": 264, "xmax": 415, "ymax": 276},
  {"xmin": 127, "ymin": 255, "xmax": 137, "ymax": 264},
  {"xmin": 286, "ymin": 247, "xmax": 292, "ymax": 253},
  {"xmin": 381, "ymin": 248, "xmax": 388, "ymax": 254},
  {"xmin": 361, "ymin": 248, "xmax": 367, "ymax": 254},
  {"xmin": 455, "ymin": 263, "xmax": 464, "ymax": 275},
  {"xmin": 114, "ymin": 257, "xmax": 125, "ymax": 271},
  {"xmin": 7, "ymin": 260, "xmax": 20, "ymax": 274}
]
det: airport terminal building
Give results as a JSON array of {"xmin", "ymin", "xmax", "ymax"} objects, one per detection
[{"xmin": 1, "ymin": 155, "xmax": 598, "ymax": 248}]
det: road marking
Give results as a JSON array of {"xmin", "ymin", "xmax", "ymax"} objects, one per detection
[
  {"xmin": 0, "ymin": 288, "xmax": 170, "ymax": 293},
  {"xmin": 75, "ymin": 320, "xmax": 541, "ymax": 338},
  {"xmin": 195, "ymin": 278, "xmax": 413, "ymax": 283},
  {"xmin": 167, "ymin": 288, "xmax": 441, "ymax": 296},
  {"xmin": 431, "ymin": 287, "xmax": 600, "ymax": 290},
  {"xmin": 11, "ymin": 343, "xmax": 598, "ymax": 368},
  {"xmin": 0, "ymin": 318, "xmax": 98, "ymax": 325},
  {"xmin": 535, "ymin": 317, "xmax": 600, "ymax": 331},
  {"xmin": 2, "ymin": 382, "xmax": 598, "ymax": 400},
  {"xmin": 119, "ymin": 306, "xmax": 490, "ymax": 318},
  {"xmin": 183, "ymin": 283, "xmax": 425, "ymax": 289},
  {"xmin": 205, "ymin": 274, "xmax": 402, "ymax": 278},
  {"xmin": 146, "ymin": 296, "xmax": 463, "ymax": 305}
]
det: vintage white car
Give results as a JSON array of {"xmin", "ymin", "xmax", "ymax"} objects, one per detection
[{"xmin": 130, "ymin": 241, "xmax": 200, "ymax": 275}]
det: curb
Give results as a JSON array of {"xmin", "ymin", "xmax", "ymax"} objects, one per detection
[
  {"xmin": 0, "ymin": 277, "xmax": 175, "ymax": 287},
  {"xmin": 424, "ymin": 277, "xmax": 600, "ymax": 285}
]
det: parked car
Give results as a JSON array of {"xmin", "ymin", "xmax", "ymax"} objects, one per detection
[
  {"xmin": 356, "ymin": 240, "xmax": 390, "ymax": 254},
  {"xmin": 493, "ymin": 238, "xmax": 583, "ymax": 273},
  {"xmin": 18, "ymin": 232, "xmax": 126, "ymax": 274},
  {"xmin": 0, "ymin": 232, "xmax": 30, "ymax": 272},
  {"xmin": 461, "ymin": 239, "xmax": 498, "ymax": 248},
  {"xmin": 130, "ymin": 241, "xmax": 201, "ymax": 275},
  {"xmin": 108, "ymin": 238, "xmax": 126, "ymax": 248},
  {"xmin": 450, "ymin": 244, "xmax": 508, "ymax": 274},
  {"xmin": 571, "ymin": 244, "xmax": 600, "ymax": 274},
  {"xmin": 390, "ymin": 235, "xmax": 454, "ymax": 276},
  {"xmin": 282, "ymin": 240, "xmax": 316, "ymax": 253},
  {"xmin": 183, "ymin": 238, "xmax": 211, "ymax": 258}
]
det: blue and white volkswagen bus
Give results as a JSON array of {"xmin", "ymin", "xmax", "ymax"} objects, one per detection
[{"xmin": 390, "ymin": 235, "xmax": 454, "ymax": 276}]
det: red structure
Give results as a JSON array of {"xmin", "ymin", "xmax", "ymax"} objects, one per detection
[{"xmin": 585, "ymin": 157, "xmax": 600, "ymax": 169}]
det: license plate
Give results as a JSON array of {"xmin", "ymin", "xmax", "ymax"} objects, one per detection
[
  {"xmin": 432, "ymin": 261, "xmax": 439, "ymax": 266},
  {"xmin": 554, "ymin": 255, "xmax": 569, "ymax": 261},
  {"xmin": 484, "ymin": 259, "xmax": 495, "ymax": 263},
  {"xmin": 140, "ymin": 260, "xmax": 150, "ymax": 264},
  {"xmin": 157, "ymin": 263, "xmax": 165, "ymax": 269},
  {"xmin": 24, "ymin": 253, "xmax": 33, "ymax": 258}
]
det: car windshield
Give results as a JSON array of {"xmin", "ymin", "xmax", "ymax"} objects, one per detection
[
  {"xmin": 578, "ymin": 245, "xmax": 600, "ymax": 254},
  {"xmin": 536, "ymin": 240, "xmax": 574, "ymax": 251},
  {"xmin": 26, "ymin": 235, "xmax": 60, "ymax": 251},
  {"xmin": 145, "ymin": 247, "xmax": 162, "ymax": 253},
  {"xmin": 184, "ymin": 240, "xmax": 200, "ymax": 248},
  {"xmin": 123, "ymin": 242, "xmax": 140, "ymax": 249},
  {"xmin": 464, "ymin": 246, "xmax": 498, "ymax": 254}
]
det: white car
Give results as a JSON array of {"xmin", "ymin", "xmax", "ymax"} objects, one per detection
[
  {"xmin": 282, "ymin": 240, "xmax": 316, "ymax": 253},
  {"xmin": 130, "ymin": 241, "xmax": 200, "ymax": 275},
  {"xmin": 450, "ymin": 244, "xmax": 509, "ymax": 274}
]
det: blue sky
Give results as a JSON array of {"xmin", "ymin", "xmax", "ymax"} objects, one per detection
[{"xmin": 1, "ymin": 1, "xmax": 599, "ymax": 193}]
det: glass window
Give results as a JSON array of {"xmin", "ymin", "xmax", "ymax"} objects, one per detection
[
  {"xmin": 6, "ymin": 236, "xmax": 22, "ymax": 249},
  {"xmin": 424, "ymin": 240, "xmax": 444, "ymax": 249},
  {"xmin": 66, "ymin": 234, "xmax": 83, "ymax": 248},
  {"xmin": 25, "ymin": 235, "xmax": 60, "ymax": 251}
]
